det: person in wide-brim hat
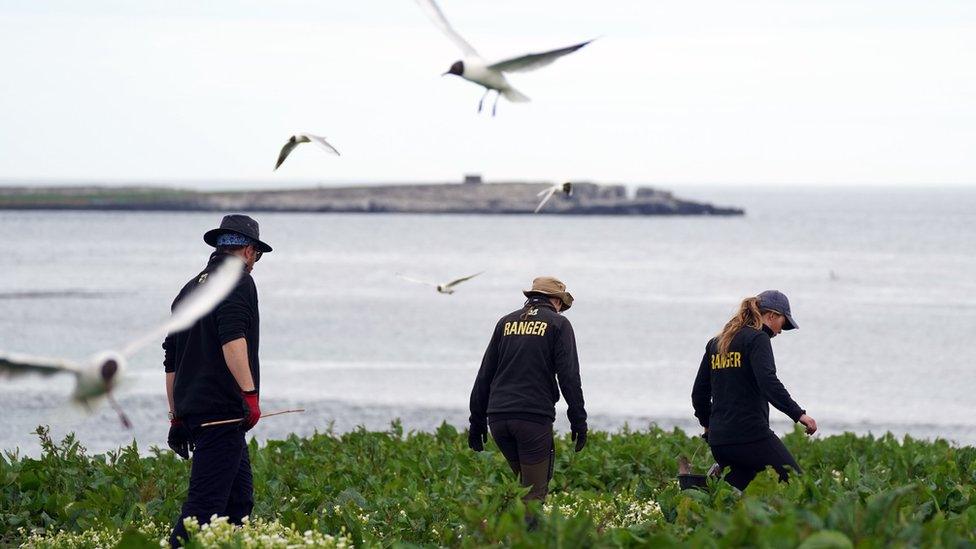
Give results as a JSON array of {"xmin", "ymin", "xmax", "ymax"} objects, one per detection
[
  {"xmin": 203, "ymin": 214, "xmax": 273, "ymax": 254},
  {"xmin": 523, "ymin": 276, "xmax": 573, "ymax": 311},
  {"xmin": 469, "ymin": 275, "xmax": 587, "ymax": 514}
]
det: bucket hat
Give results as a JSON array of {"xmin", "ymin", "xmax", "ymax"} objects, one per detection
[
  {"xmin": 757, "ymin": 289, "xmax": 797, "ymax": 330},
  {"xmin": 523, "ymin": 276, "xmax": 574, "ymax": 311},
  {"xmin": 203, "ymin": 214, "xmax": 273, "ymax": 253}
]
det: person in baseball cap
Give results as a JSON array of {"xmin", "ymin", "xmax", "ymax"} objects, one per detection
[{"xmin": 690, "ymin": 290, "xmax": 817, "ymax": 491}]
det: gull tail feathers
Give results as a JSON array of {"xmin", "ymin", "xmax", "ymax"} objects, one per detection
[{"xmin": 501, "ymin": 87, "xmax": 530, "ymax": 103}]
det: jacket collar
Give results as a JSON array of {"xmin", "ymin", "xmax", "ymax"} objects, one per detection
[{"xmin": 524, "ymin": 296, "xmax": 557, "ymax": 312}]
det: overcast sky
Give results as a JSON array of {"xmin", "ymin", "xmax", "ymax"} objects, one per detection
[{"xmin": 0, "ymin": 0, "xmax": 974, "ymax": 188}]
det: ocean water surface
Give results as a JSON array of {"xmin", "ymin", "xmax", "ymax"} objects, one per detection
[{"xmin": 1, "ymin": 184, "xmax": 974, "ymax": 453}]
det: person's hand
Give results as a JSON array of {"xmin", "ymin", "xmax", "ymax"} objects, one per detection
[
  {"xmin": 468, "ymin": 424, "xmax": 487, "ymax": 452},
  {"xmin": 572, "ymin": 425, "xmax": 587, "ymax": 452},
  {"xmin": 701, "ymin": 428, "xmax": 709, "ymax": 442},
  {"xmin": 167, "ymin": 418, "xmax": 192, "ymax": 459},
  {"xmin": 798, "ymin": 414, "xmax": 817, "ymax": 435},
  {"xmin": 242, "ymin": 390, "xmax": 260, "ymax": 431}
]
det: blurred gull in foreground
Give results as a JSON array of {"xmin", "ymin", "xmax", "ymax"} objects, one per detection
[
  {"xmin": 415, "ymin": 0, "xmax": 595, "ymax": 116},
  {"xmin": 0, "ymin": 256, "xmax": 244, "ymax": 429}
]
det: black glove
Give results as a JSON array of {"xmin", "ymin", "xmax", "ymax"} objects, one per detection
[
  {"xmin": 468, "ymin": 424, "xmax": 488, "ymax": 452},
  {"xmin": 168, "ymin": 419, "xmax": 192, "ymax": 460},
  {"xmin": 571, "ymin": 425, "xmax": 587, "ymax": 452}
]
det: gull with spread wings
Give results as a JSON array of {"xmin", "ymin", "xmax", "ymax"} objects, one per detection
[
  {"xmin": 0, "ymin": 256, "xmax": 245, "ymax": 428},
  {"xmin": 535, "ymin": 181, "xmax": 574, "ymax": 213},
  {"xmin": 275, "ymin": 133, "xmax": 340, "ymax": 171},
  {"xmin": 414, "ymin": 0, "xmax": 595, "ymax": 116},
  {"xmin": 397, "ymin": 271, "xmax": 484, "ymax": 294}
]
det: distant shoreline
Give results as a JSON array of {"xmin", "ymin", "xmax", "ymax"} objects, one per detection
[{"xmin": 0, "ymin": 180, "xmax": 745, "ymax": 216}]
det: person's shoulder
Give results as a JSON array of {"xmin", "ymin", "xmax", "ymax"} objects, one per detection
[
  {"xmin": 704, "ymin": 336, "xmax": 717, "ymax": 351},
  {"xmin": 739, "ymin": 325, "xmax": 769, "ymax": 345}
]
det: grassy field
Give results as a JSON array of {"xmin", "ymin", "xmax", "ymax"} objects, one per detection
[{"xmin": 2, "ymin": 424, "xmax": 974, "ymax": 547}]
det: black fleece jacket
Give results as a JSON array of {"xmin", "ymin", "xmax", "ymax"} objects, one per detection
[
  {"xmin": 691, "ymin": 325, "xmax": 805, "ymax": 446},
  {"xmin": 469, "ymin": 298, "xmax": 587, "ymax": 431},
  {"xmin": 163, "ymin": 252, "xmax": 260, "ymax": 418}
]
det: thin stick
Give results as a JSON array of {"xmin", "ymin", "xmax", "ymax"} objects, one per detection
[{"xmin": 200, "ymin": 408, "xmax": 306, "ymax": 427}]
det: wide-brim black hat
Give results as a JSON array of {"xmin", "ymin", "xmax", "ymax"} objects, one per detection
[{"xmin": 203, "ymin": 214, "xmax": 273, "ymax": 253}]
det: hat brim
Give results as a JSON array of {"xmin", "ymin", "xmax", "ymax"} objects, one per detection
[
  {"xmin": 523, "ymin": 289, "xmax": 573, "ymax": 311},
  {"xmin": 203, "ymin": 228, "xmax": 273, "ymax": 253},
  {"xmin": 783, "ymin": 313, "xmax": 798, "ymax": 330}
]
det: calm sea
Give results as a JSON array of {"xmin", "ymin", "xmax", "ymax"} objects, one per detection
[{"xmin": 1, "ymin": 185, "xmax": 974, "ymax": 454}]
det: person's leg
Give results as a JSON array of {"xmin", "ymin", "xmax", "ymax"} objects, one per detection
[
  {"xmin": 710, "ymin": 442, "xmax": 764, "ymax": 491},
  {"xmin": 169, "ymin": 422, "xmax": 245, "ymax": 548},
  {"xmin": 511, "ymin": 420, "xmax": 555, "ymax": 502},
  {"xmin": 224, "ymin": 440, "xmax": 254, "ymax": 524},
  {"xmin": 489, "ymin": 421, "xmax": 521, "ymax": 476},
  {"xmin": 762, "ymin": 434, "xmax": 802, "ymax": 482}
]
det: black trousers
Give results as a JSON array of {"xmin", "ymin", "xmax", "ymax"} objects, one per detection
[
  {"xmin": 710, "ymin": 433, "xmax": 801, "ymax": 491},
  {"xmin": 489, "ymin": 419, "xmax": 554, "ymax": 501},
  {"xmin": 169, "ymin": 417, "xmax": 253, "ymax": 548}
]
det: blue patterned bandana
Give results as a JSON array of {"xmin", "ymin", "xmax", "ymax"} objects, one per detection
[{"xmin": 216, "ymin": 233, "xmax": 254, "ymax": 247}]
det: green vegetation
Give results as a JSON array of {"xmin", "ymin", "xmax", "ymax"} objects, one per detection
[{"xmin": 2, "ymin": 424, "xmax": 974, "ymax": 547}]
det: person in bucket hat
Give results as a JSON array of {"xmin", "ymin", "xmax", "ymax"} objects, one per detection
[
  {"xmin": 165, "ymin": 214, "xmax": 271, "ymax": 547},
  {"xmin": 691, "ymin": 290, "xmax": 818, "ymax": 491},
  {"xmin": 468, "ymin": 276, "xmax": 587, "ymax": 507}
]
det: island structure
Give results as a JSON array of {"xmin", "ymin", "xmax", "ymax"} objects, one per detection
[{"xmin": 0, "ymin": 175, "xmax": 743, "ymax": 216}]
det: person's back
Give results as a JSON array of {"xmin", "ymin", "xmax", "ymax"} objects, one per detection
[
  {"xmin": 167, "ymin": 255, "xmax": 260, "ymax": 419},
  {"xmin": 700, "ymin": 325, "xmax": 800, "ymax": 446},
  {"xmin": 481, "ymin": 303, "xmax": 583, "ymax": 424}
]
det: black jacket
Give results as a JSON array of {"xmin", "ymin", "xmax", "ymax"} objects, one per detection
[
  {"xmin": 163, "ymin": 252, "xmax": 260, "ymax": 418},
  {"xmin": 469, "ymin": 298, "xmax": 587, "ymax": 431},
  {"xmin": 691, "ymin": 325, "xmax": 804, "ymax": 446}
]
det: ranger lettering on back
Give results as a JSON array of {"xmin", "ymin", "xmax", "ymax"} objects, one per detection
[
  {"xmin": 503, "ymin": 320, "xmax": 548, "ymax": 337},
  {"xmin": 710, "ymin": 352, "xmax": 742, "ymax": 370}
]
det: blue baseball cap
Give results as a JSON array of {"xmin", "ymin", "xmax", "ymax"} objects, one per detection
[{"xmin": 757, "ymin": 290, "xmax": 798, "ymax": 330}]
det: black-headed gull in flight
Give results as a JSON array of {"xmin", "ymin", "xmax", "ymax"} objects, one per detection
[
  {"xmin": 275, "ymin": 134, "xmax": 340, "ymax": 170},
  {"xmin": 0, "ymin": 256, "xmax": 245, "ymax": 428},
  {"xmin": 415, "ymin": 0, "xmax": 594, "ymax": 116},
  {"xmin": 397, "ymin": 271, "xmax": 484, "ymax": 294},
  {"xmin": 535, "ymin": 181, "xmax": 574, "ymax": 213}
]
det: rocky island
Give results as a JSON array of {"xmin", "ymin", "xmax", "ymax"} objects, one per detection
[{"xmin": 0, "ymin": 177, "xmax": 743, "ymax": 216}]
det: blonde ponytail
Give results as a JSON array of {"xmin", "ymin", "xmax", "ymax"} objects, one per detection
[{"xmin": 717, "ymin": 297, "xmax": 764, "ymax": 355}]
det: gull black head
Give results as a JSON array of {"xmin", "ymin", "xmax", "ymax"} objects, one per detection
[
  {"xmin": 100, "ymin": 359, "xmax": 119, "ymax": 384},
  {"xmin": 443, "ymin": 60, "xmax": 464, "ymax": 77}
]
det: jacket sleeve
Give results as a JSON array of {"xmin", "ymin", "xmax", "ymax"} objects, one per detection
[
  {"xmin": 215, "ymin": 278, "xmax": 254, "ymax": 345},
  {"xmin": 163, "ymin": 335, "xmax": 176, "ymax": 373},
  {"xmin": 162, "ymin": 291, "xmax": 183, "ymax": 373},
  {"xmin": 691, "ymin": 341, "xmax": 712, "ymax": 428},
  {"xmin": 468, "ymin": 322, "xmax": 501, "ymax": 430},
  {"xmin": 554, "ymin": 320, "xmax": 587, "ymax": 431},
  {"xmin": 749, "ymin": 334, "xmax": 805, "ymax": 422}
]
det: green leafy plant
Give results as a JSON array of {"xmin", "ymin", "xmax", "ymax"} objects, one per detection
[{"xmin": 1, "ymin": 424, "xmax": 973, "ymax": 547}]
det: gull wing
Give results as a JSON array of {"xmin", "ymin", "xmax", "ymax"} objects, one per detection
[
  {"xmin": 534, "ymin": 186, "xmax": 558, "ymax": 213},
  {"xmin": 414, "ymin": 0, "xmax": 479, "ymax": 57},
  {"xmin": 121, "ymin": 256, "xmax": 245, "ymax": 357},
  {"xmin": 275, "ymin": 139, "xmax": 300, "ymax": 170},
  {"xmin": 0, "ymin": 351, "xmax": 79, "ymax": 378},
  {"xmin": 445, "ymin": 271, "xmax": 483, "ymax": 289},
  {"xmin": 396, "ymin": 273, "xmax": 437, "ymax": 287},
  {"xmin": 488, "ymin": 39, "xmax": 594, "ymax": 73},
  {"xmin": 305, "ymin": 134, "xmax": 341, "ymax": 156}
]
